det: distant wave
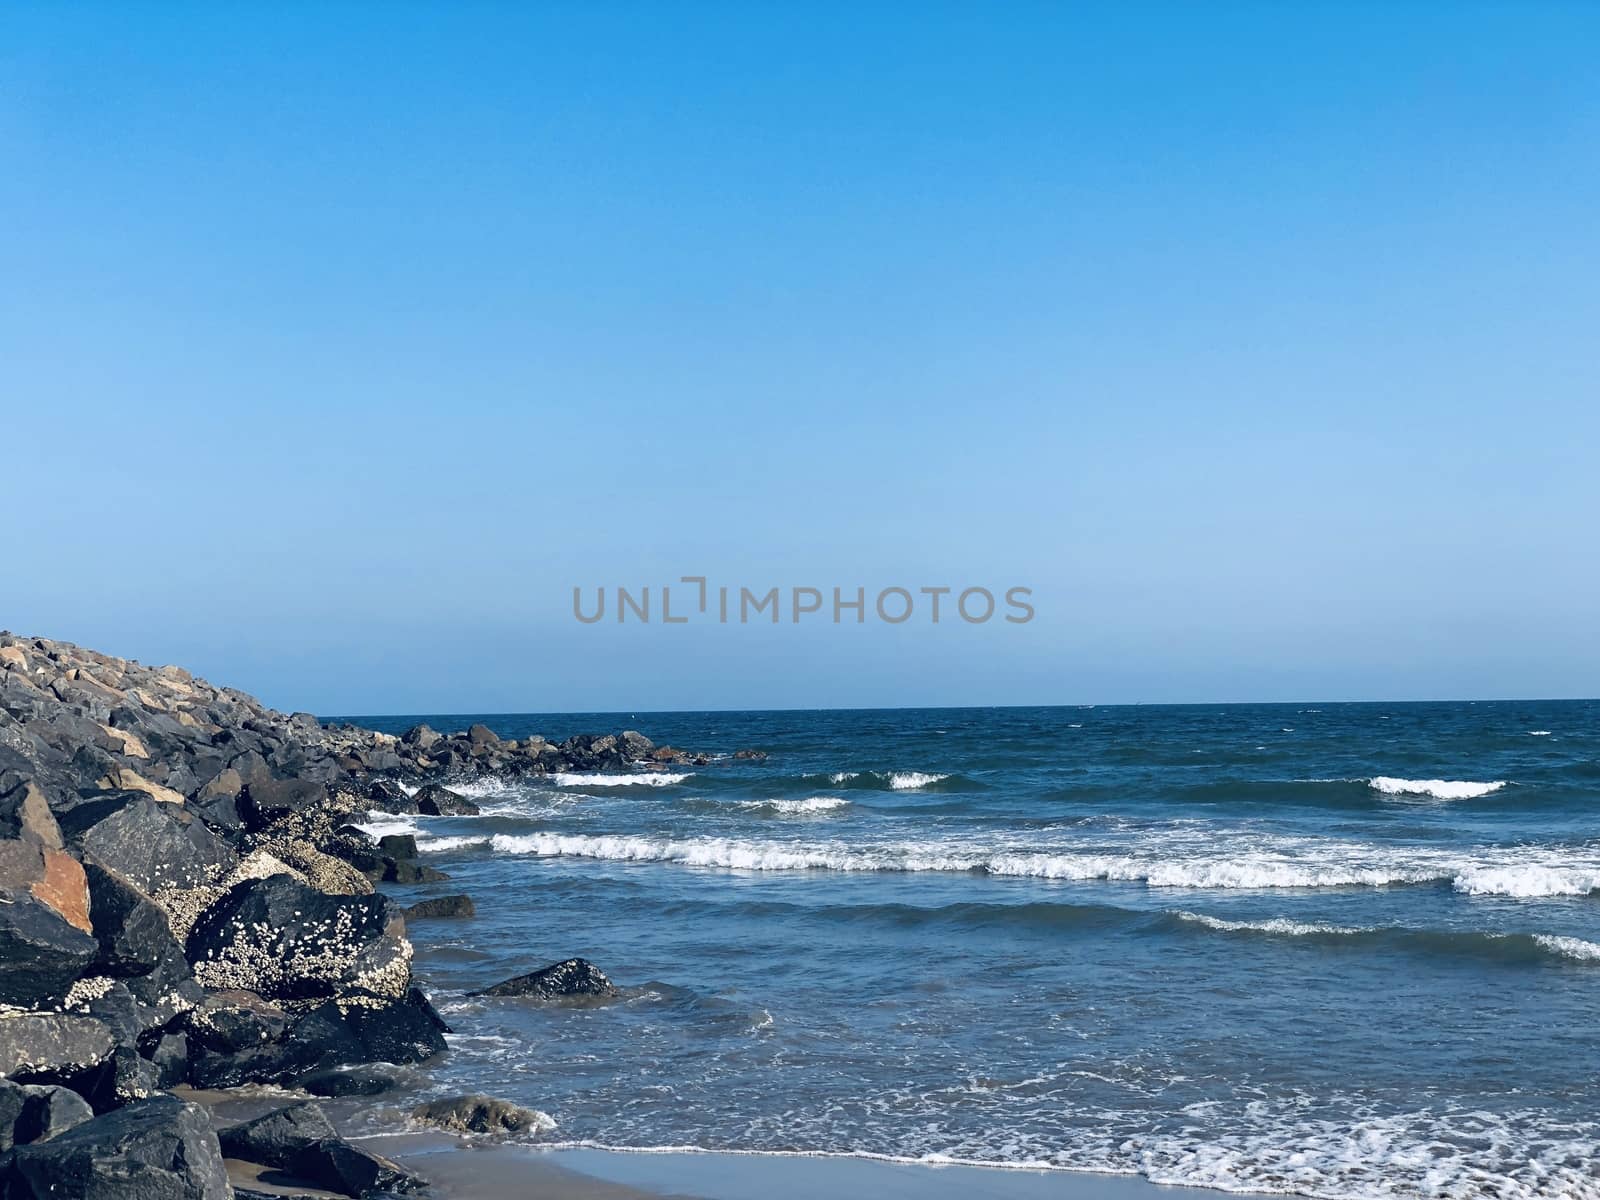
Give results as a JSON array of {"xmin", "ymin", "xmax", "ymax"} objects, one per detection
[
  {"xmin": 1368, "ymin": 776, "xmax": 1506, "ymax": 800},
  {"xmin": 733, "ymin": 796, "xmax": 851, "ymax": 816},
  {"xmin": 481, "ymin": 831, "xmax": 1600, "ymax": 897},
  {"xmin": 549, "ymin": 771, "xmax": 692, "ymax": 788},
  {"xmin": 1528, "ymin": 730, "xmax": 1552, "ymax": 736},
  {"xmin": 1171, "ymin": 911, "xmax": 1600, "ymax": 963},
  {"xmin": 889, "ymin": 771, "xmax": 950, "ymax": 790}
]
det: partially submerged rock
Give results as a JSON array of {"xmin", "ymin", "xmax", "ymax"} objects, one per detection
[
  {"xmin": 412, "ymin": 783, "xmax": 478, "ymax": 816},
  {"xmin": 470, "ymin": 957, "xmax": 618, "ymax": 1000},
  {"xmin": 411, "ymin": 1093, "xmax": 551, "ymax": 1135},
  {"xmin": 403, "ymin": 894, "xmax": 475, "ymax": 920}
]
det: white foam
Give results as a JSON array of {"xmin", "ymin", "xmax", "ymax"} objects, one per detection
[
  {"xmin": 1369, "ymin": 777, "xmax": 1506, "ymax": 801},
  {"xmin": 481, "ymin": 830, "xmax": 1600, "ymax": 897},
  {"xmin": 416, "ymin": 834, "xmax": 491, "ymax": 852},
  {"xmin": 1172, "ymin": 911, "xmax": 1365, "ymax": 937},
  {"xmin": 1527, "ymin": 730, "xmax": 1552, "ymax": 736},
  {"xmin": 735, "ymin": 797, "xmax": 851, "ymax": 815},
  {"xmin": 549, "ymin": 772, "xmax": 691, "ymax": 787},
  {"xmin": 828, "ymin": 772, "xmax": 859, "ymax": 784},
  {"xmin": 1452, "ymin": 865, "xmax": 1600, "ymax": 898},
  {"xmin": 352, "ymin": 812, "xmax": 420, "ymax": 839},
  {"xmin": 1533, "ymin": 934, "xmax": 1600, "ymax": 962},
  {"xmin": 888, "ymin": 771, "xmax": 949, "ymax": 790}
]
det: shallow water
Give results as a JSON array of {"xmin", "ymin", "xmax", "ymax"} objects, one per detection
[{"xmin": 342, "ymin": 702, "xmax": 1600, "ymax": 1200}]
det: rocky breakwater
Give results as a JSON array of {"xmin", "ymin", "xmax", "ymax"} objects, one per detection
[{"xmin": 0, "ymin": 632, "xmax": 726, "ymax": 1198}]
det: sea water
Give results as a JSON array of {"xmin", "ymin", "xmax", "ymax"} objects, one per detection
[{"xmin": 347, "ymin": 701, "xmax": 1600, "ymax": 1199}]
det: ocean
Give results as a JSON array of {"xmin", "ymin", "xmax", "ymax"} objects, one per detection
[{"xmin": 346, "ymin": 701, "xmax": 1600, "ymax": 1199}]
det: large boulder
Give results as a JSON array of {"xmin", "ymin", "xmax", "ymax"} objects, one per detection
[
  {"xmin": 63, "ymin": 794, "xmax": 236, "ymax": 897},
  {"xmin": 0, "ymin": 890, "xmax": 99, "ymax": 1007},
  {"xmin": 185, "ymin": 874, "xmax": 410, "ymax": 1001},
  {"xmin": 0, "ymin": 780, "xmax": 64, "ymax": 848},
  {"xmin": 0, "ymin": 1014, "xmax": 114, "ymax": 1082},
  {"xmin": 0, "ymin": 836, "xmax": 92, "ymax": 935},
  {"xmin": 218, "ymin": 1102, "xmax": 422, "ymax": 1198},
  {"xmin": 239, "ymin": 777, "xmax": 328, "ymax": 829},
  {"xmin": 0, "ymin": 1080, "xmax": 94, "ymax": 1150},
  {"xmin": 469, "ymin": 957, "xmax": 618, "ymax": 1000},
  {"xmin": 0, "ymin": 1093, "xmax": 230, "ymax": 1200},
  {"xmin": 412, "ymin": 784, "xmax": 478, "ymax": 816},
  {"xmin": 81, "ymin": 860, "xmax": 194, "ymax": 1008},
  {"xmin": 404, "ymin": 894, "xmax": 475, "ymax": 920}
]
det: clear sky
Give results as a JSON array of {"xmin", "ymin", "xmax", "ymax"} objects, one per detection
[{"xmin": 3, "ymin": 3, "xmax": 1598, "ymax": 714}]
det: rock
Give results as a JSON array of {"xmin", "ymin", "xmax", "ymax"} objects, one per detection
[
  {"xmin": 618, "ymin": 730, "xmax": 654, "ymax": 759},
  {"xmin": 2, "ymin": 1093, "xmax": 230, "ymax": 1200},
  {"xmin": 410, "ymin": 1093, "xmax": 549, "ymax": 1135},
  {"xmin": 66, "ymin": 794, "xmax": 236, "ymax": 897},
  {"xmin": 466, "ymin": 724, "xmax": 500, "ymax": 748},
  {"xmin": 469, "ymin": 957, "xmax": 618, "ymax": 1000},
  {"xmin": 0, "ymin": 1015, "xmax": 114, "ymax": 1078},
  {"xmin": 364, "ymin": 779, "xmax": 415, "ymax": 813},
  {"xmin": 732, "ymin": 748, "xmax": 769, "ymax": 761},
  {"xmin": 403, "ymin": 894, "xmax": 474, "ymax": 920},
  {"xmin": 300, "ymin": 986, "xmax": 448, "ymax": 1067},
  {"xmin": 94, "ymin": 767, "xmax": 185, "ymax": 806},
  {"xmin": 412, "ymin": 784, "xmax": 478, "ymax": 816},
  {"xmin": 149, "ymin": 1033, "xmax": 187, "ymax": 1089},
  {"xmin": 381, "ymin": 858, "xmax": 449, "ymax": 884},
  {"xmin": 0, "ymin": 837, "xmax": 93, "ymax": 934},
  {"xmin": 81, "ymin": 860, "xmax": 193, "ymax": 1003},
  {"xmin": 185, "ymin": 874, "xmax": 411, "ymax": 1002},
  {"xmin": 239, "ymin": 778, "xmax": 328, "ymax": 828},
  {"xmin": 376, "ymin": 834, "xmax": 416, "ymax": 860},
  {"xmin": 400, "ymin": 725, "xmax": 439, "ymax": 750},
  {"xmin": 295, "ymin": 1066, "xmax": 397, "ymax": 1098},
  {"xmin": 263, "ymin": 839, "xmax": 374, "ymax": 897},
  {"xmin": 0, "ymin": 1080, "xmax": 94, "ymax": 1150},
  {"xmin": 60, "ymin": 1044, "xmax": 160, "ymax": 1114},
  {"xmin": 290, "ymin": 1137, "xmax": 423, "ymax": 1198},
  {"xmin": 0, "ymin": 890, "xmax": 99, "ymax": 1007},
  {"xmin": 218, "ymin": 1102, "xmax": 422, "ymax": 1198},
  {"xmin": 0, "ymin": 781, "xmax": 64, "ymax": 848},
  {"xmin": 216, "ymin": 1101, "xmax": 336, "ymax": 1167}
]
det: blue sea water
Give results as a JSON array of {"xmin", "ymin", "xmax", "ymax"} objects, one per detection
[{"xmin": 346, "ymin": 702, "xmax": 1600, "ymax": 1199}]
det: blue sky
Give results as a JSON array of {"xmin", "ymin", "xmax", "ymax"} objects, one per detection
[{"xmin": 3, "ymin": 3, "xmax": 1597, "ymax": 713}]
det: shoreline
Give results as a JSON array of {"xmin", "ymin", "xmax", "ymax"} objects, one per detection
[{"xmin": 383, "ymin": 1139, "xmax": 1281, "ymax": 1200}]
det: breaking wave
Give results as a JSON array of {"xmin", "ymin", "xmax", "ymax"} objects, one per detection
[
  {"xmin": 549, "ymin": 772, "xmax": 692, "ymax": 788},
  {"xmin": 1368, "ymin": 777, "xmax": 1507, "ymax": 800}
]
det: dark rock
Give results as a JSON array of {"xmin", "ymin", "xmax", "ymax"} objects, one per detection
[
  {"xmin": 295, "ymin": 1066, "xmax": 397, "ymax": 1098},
  {"xmin": 68, "ymin": 795, "xmax": 236, "ymax": 895},
  {"xmin": 239, "ymin": 778, "xmax": 328, "ymax": 829},
  {"xmin": 403, "ymin": 894, "xmax": 474, "ymax": 920},
  {"xmin": 81, "ymin": 860, "xmax": 193, "ymax": 1001},
  {"xmin": 290, "ymin": 1137, "xmax": 423, "ymax": 1198},
  {"xmin": 410, "ymin": 1093, "xmax": 548, "ymax": 1135},
  {"xmin": 181, "ymin": 990, "xmax": 290, "ymax": 1057},
  {"xmin": 469, "ymin": 957, "xmax": 618, "ymax": 1000},
  {"xmin": 0, "ymin": 781, "xmax": 64, "ymax": 848},
  {"xmin": 185, "ymin": 874, "xmax": 408, "ymax": 1002},
  {"xmin": 400, "ymin": 725, "xmax": 438, "ymax": 750},
  {"xmin": 618, "ymin": 730, "xmax": 654, "ymax": 759},
  {"xmin": 55, "ymin": 1044, "xmax": 161, "ymax": 1115},
  {"xmin": 1, "ymin": 1092, "xmax": 229, "ymax": 1200},
  {"xmin": 364, "ymin": 779, "xmax": 415, "ymax": 813},
  {"xmin": 0, "ymin": 836, "xmax": 93, "ymax": 937},
  {"xmin": 149, "ymin": 1033, "xmax": 187, "ymax": 1089},
  {"xmin": 466, "ymin": 724, "xmax": 500, "ymax": 748},
  {"xmin": 218, "ymin": 1102, "xmax": 422, "ymax": 1198},
  {"xmin": 732, "ymin": 748, "xmax": 769, "ymax": 761},
  {"xmin": 0, "ymin": 1080, "xmax": 94, "ymax": 1150},
  {"xmin": 216, "ymin": 1101, "xmax": 336, "ymax": 1167},
  {"xmin": 0, "ymin": 1015, "xmax": 114, "ymax": 1078},
  {"xmin": 376, "ymin": 834, "xmax": 416, "ymax": 860},
  {"xmin": 0, "ymin": 891, "xmax": 99, "ymax": 1008},
  {"xmin": 412, "ymin": 784, "xmax": 478, "ymax": 816},
  {"xmin": 303, "ymin": 986, "xmax": 449, "ymax": 1066},
  {"xmin": 381, "ymin": 858, "xmax": 449, "ymax": 884}
]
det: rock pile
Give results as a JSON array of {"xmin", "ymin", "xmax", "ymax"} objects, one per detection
[{"xmin": 0, "ymin": 632, "xmax": 713, "ymax": 1198}]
